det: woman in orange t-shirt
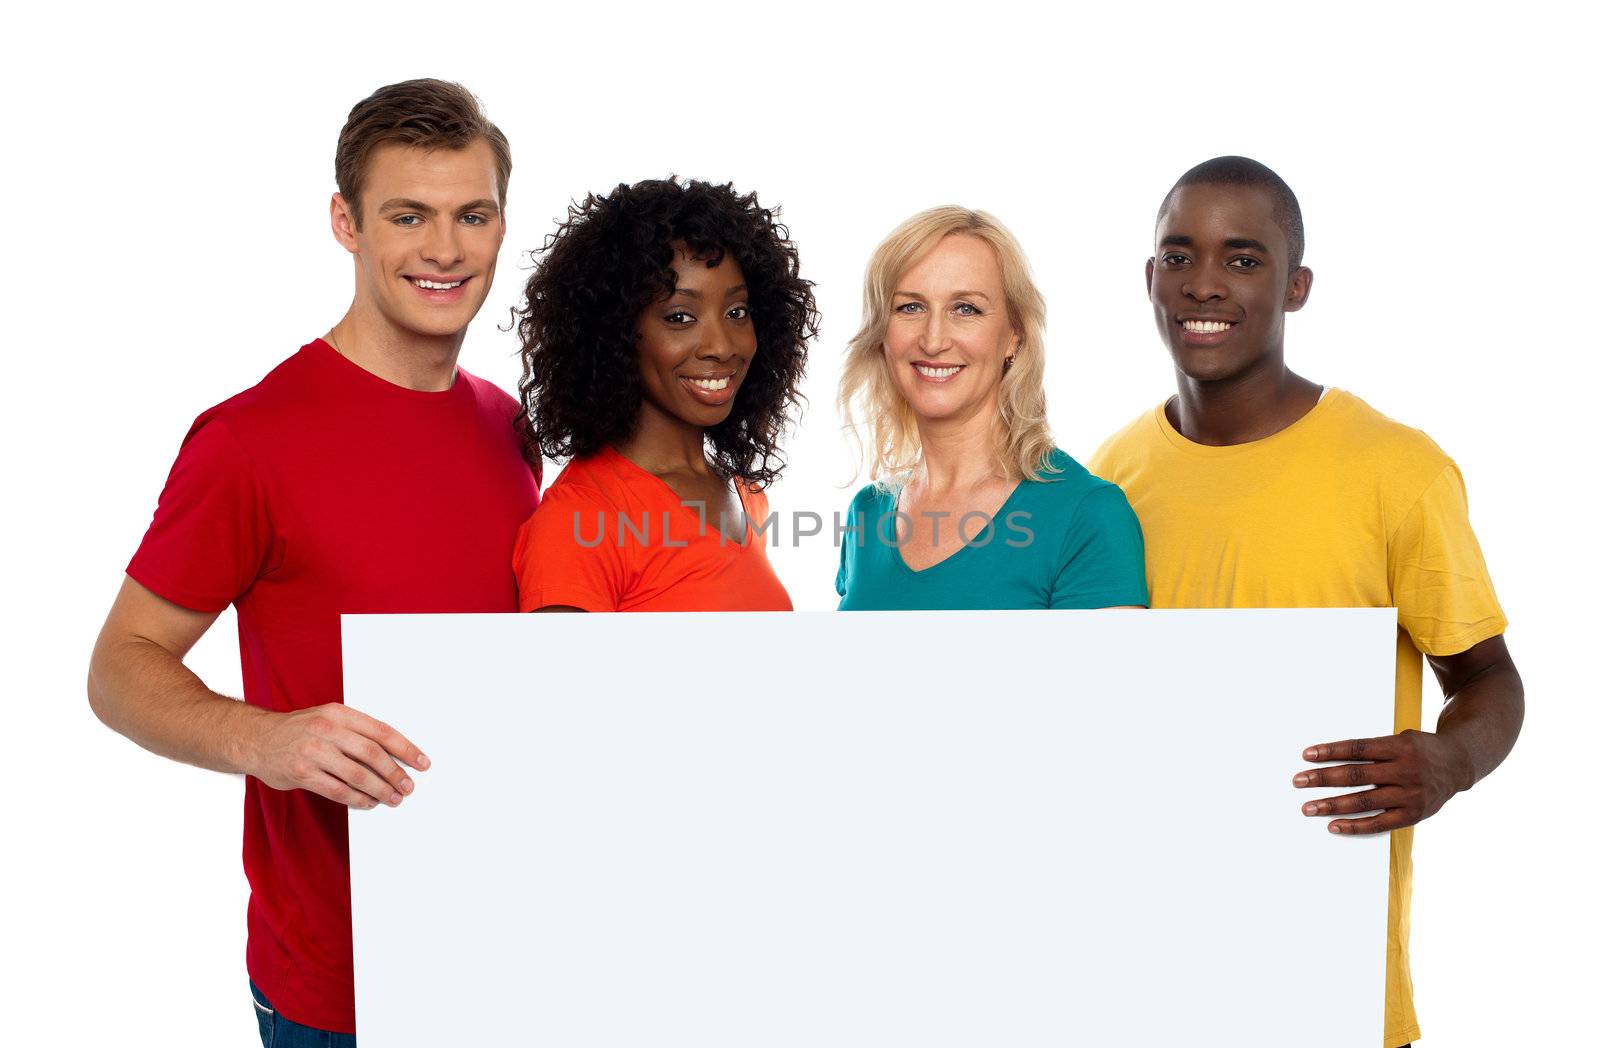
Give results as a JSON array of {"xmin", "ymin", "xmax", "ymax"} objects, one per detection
[{"xmin": 511, "ymin": 178, "xmax": 818, "ymax": 612}]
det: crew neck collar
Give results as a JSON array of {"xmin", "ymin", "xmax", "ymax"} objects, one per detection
[
  {"xmin": 306, "ymin": 338, "xmax": 467, "ymax": 401},
  {"xmin": 1153, "ymin": 388, "xmax": 1344, "ymax": 457}
]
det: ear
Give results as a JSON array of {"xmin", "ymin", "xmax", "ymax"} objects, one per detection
[
  {"xmin": 1145, "ymin": 257, "xmax": 1155, "ymax": 297},
  {"xmin": 330, "ymin": 193, "xmax": 360, "ymax": 254},
  {"xmin": 1284, "ymin": 265, "xmax": 1314, "ymax": 313}
]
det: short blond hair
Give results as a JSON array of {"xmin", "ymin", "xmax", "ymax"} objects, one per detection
[{"xmin": 838, "ymin": 206, "xmax": 1055, "ymax": 485}]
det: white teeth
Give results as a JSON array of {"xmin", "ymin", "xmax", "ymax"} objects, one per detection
[
  {"xmin": 1182, "ymin": 319, "xmax": 1233, "ymax": 333},
  {"xmin": 687, "ymin": 377, "xmax": 730, "ymax": 391},
  {"xmin": 414, "ymin": 279, "xmax": 463, "ymax": 290},
  {"xmin": 914, "ymin": 364, "xmax": 962, "ymax": 379}
]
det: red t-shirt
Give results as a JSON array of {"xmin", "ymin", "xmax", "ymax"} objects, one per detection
[
  {"xmin": 513, "ymin": 446, "xmax": 791, "ymax": 612},
  {"xmin": 127, "ymin": 339, "xmax": 538, "ymax": 1033}
]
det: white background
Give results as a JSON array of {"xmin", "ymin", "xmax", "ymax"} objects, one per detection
[
  {"xmin": 346, "ymin": 610, "xmax": 1393, "ymax": 1046},
  {"xmin": 4, "ymin": 1, "xmax": 1594, "ymax": 1044}
]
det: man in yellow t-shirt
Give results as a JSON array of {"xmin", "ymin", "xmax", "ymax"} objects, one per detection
[{"xmin": 1089, "ymin": 156, "xmax": 1524, "ymax": 1048}]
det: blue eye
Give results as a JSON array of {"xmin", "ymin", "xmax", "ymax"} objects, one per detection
[
  {"xmin": 895, "ymin": 302, "xmax": 924, "ymax": 314},
  {"xmin": 953, "ymin": 302, "xmax": 981, "ymax": 316},
  {"xmin": 462, "ymin": 213, "xmax": 487, "ymax": 226},
  {"xmin": 395, "ymin": 215, "xmax": 421, "ymax": 227}
]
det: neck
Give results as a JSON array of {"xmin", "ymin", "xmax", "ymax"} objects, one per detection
[
  {"xmin": 614, "ymin": 402, "xmax": 716, "ymax": 477},
  {"xmin": 325, "ymin": 300, "xmax": 463, "ymax": 393},
  {"xmin": 913, "ymin": 403, "xmax": 1006, "ymax": 492},
  {"xmin": 1169, "ymin": 351, "xmax": 1321, "ymax": 446}
]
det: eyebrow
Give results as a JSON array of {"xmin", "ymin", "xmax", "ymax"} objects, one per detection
[
  {"xmin": 893, "ymin": 289, "xmax": 994, "ymax": 301},
  {"xmin": 1224, "ymin": 237, "xmax": 1271, "ymax": 254},
  {"xmin": 669, "ymin": 284, "xmax": 748, "ymax": 301},
  {"xmin": 376, "ymin": 197, "xmax": 501, "ymax": 216},
  {"xmin": 1158, "ymin": 234, "xmax": 1271, "ymax": 254}
]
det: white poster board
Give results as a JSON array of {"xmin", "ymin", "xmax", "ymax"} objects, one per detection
[{"xmin": 345, "ymin": 609, "xmax": 1395, "ymax": 1046}]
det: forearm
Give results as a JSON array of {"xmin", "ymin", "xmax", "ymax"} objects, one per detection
[
  {"xmin": 87, "ymin": 635, "xmax": 267, "ymax": 776},
  {"xmin": 1433, "ymin": 662, "xmax": 1524, "ymax": 791}
]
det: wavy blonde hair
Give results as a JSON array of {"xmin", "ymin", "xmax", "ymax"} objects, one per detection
[{"xmin": 838, "ymin": 206, "xmax": 1056, "ymax": 485}]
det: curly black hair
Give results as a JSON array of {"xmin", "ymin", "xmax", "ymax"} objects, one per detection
[{"xmin": 514, "ymin": 177, "xmax": 819, "ymax": 488}]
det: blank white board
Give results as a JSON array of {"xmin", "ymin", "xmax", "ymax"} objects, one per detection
[{"xmin": 345, "ymin": 609, "xmax": 1395, "ymax": 1046}]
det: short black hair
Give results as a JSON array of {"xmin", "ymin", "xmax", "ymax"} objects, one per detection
[
  {"xmin": 1157, "ymin": 156, "xmax": 1305, "ymax": 269},
  {"xmin": 514, "ymin": 177, "xmax": 818, "ymax": 487}
]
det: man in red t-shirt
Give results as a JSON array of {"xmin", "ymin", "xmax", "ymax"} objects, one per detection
[{"xmin": 86, "ymin": 80, "xmax": 539, "ymax": 1044}]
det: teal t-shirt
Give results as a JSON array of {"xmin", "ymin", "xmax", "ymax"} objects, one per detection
[{"xmin": 835, "ymin": 449, "xmax": 1148, "ymax": 610}]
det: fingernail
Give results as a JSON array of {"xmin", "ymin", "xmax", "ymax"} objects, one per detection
[
  {"xmin": 1303, "ymin": 803, "xmax": 1318, "ymax": 815},
  {"xmin": 399, "ymin": 778, "xmax": 413, "ymax": 794},
  {"xmin": 417, "ymin": 754, "xmax": 431, "ymax": 770},
  {"xmin": 389, "ymin": 792, "xmax": 402, "ymax": 806},
  {"xmin": 1293, "ymin": 774, "xmax": 1309, "ymax": 787},
  {"xmin": 1303, "ymin": 748, "xmax": 1315, "ymax": 760},
  {"xmin": 1329, "ymin": 823, "xmax": 1343, "ymax": 834}
]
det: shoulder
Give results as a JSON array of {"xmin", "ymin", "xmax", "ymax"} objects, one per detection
[
  {"xmin": 734, "ymin": 476, "xmax": 772, "ymax": 519},
  {"xmin": 1087, "ymin": 405, "xmax": 1166, "ymax": 482},
  {"xmin": 1319, "ymin": 389, "xmax": 1458, "ymax": 501},
  {"xmin": 846, "ymin": 480, "xmax": 895, "ymax": 520},
  {"xmin": 535, "ymin": 456, "xmax": 626, "ymax": 512},
  {"xmin": 454, "ymin": 365, "xmax": 522, "ymax": 424},
  {"xmin": 1024, "ymin": 449, "xmax": 1134, "ymax": 515},
  {"xmin": 175, "ymin": 346, "xmax": 318, "ymax": 451}
]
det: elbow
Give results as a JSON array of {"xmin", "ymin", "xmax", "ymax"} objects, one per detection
[
  {"xmin": 86, "ymin": 638, "xmax": 127, "ymax": 732},
  {"xmin": 86, "ymin": 654, "xmax": 113, "ymax": 728}
]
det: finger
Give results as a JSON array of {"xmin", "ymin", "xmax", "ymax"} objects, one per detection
[
  {"xmin": 1300, "ymin": 786, "xmax": 1408, "ymax": 817},
  {"xmin": 303, "ymin": 769, "xmax": 382, "ymax": 810},
  {"xmin": 1301, "ymin": 736, "xmax": 1402, "ymax": 763},
  {"xmin": 1286, "ymin": 755, "xmax": 1414, "ymax": 787},
  {"xmin": 326, "ymin": 754, "xmax": 404, "ymax": 807},
  {"xmin": 335, "ymin": 730, "xmax": 415, "ymax": 799},
  {"xmin": 1328, "ymin": 806, "xmax": 1419, "ymax": 835},
  {"xmin": 337, "ymin": 706, "xmax": 430, "ymax": 772}
]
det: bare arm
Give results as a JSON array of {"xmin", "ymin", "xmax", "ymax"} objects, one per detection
[{"xmin": 88, "ymin": 576, "xmax": 429, "ymax": 808}]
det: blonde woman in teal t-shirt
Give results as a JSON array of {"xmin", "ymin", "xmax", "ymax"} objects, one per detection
[{"xmin": 835, "ymin": 207, "xmax": 1148, "ymax": 611}]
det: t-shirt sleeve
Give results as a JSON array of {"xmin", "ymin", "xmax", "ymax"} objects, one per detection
[
  {"xmin": 1048, "ymin": 483, "xmax": 1150, "ymax": 609},
  {"xmin": 126, "ymin": 416, "xmax": 278, "ymax": 613},
  {"xmin": 512, "ymin": 483, "xmax": 627, "ymax": 612},
  {"xmin": 835, "ymin": 498, "xmax": 857, "ymax": 601},
  {"xmin": 836, "ymin": 485, "xmax": 879, "ymax": 604},
  {"xmin": 1389, "ymin": 463, "xmax": 1507, "ymax": 656}
]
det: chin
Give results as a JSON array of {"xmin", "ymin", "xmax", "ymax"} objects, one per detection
[
  {"xmin": 403, "ymin": 314, "xmax": 474, "ymax": 339},
  {"xmin": 1170, "ymin": 349, "xmax": 1251, "ymax": 385}
]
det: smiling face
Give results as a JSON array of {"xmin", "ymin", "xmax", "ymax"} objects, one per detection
[
  {"xmin": 634, "ymin": 248, "xmax": 757, "ymax": 431},
  {"xmin": 1147, "ymin": 183, "xmax": 1311, "ymax": 384},
  {"xmin": 884, "ymin": 233, "xmax": 1020, "ymax": 426},
  {"xmin": 333, "ymin": 139, "xmax": 505, "ymax": 342}
]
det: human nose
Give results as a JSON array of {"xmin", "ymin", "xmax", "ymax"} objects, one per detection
[
  {"xmin": 697, "ymin": 316, "xmax": 737, "ymax": 361},
  {"xmin": 1182, "ymin": 263, "xmax": 1229, "ymax": 303},
  {"xmin": 419, "ymin": 220, "xmax": 465, "ymax": 271},
  {"xmin": 918, "ymin": 309, "xmax": 951, "ymax": 354}
]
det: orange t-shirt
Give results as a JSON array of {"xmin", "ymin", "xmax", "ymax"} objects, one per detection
[{"xmin": 513, "ymin": 446, "xmax": 792, "ymax": 612}]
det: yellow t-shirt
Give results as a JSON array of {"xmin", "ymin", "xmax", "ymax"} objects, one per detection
[{"xmin": 1089, "ymin": 388, "xmax": 1507, "ymax": 1048}]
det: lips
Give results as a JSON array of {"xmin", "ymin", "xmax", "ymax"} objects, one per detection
[
  {"xmin": 680, "ymin": 372, "xmax": 738, "ymax": 407},
  {"xmin": 405, "ymin": 275, "xmax": 471, "ymax": 303},
  {"xmin": 1176, "ymin": 315, "xmax": 1239, "ymax": 347},
  {"xmin": 912, "ymin": 362, "xmax": 965, "ymax": 383}
]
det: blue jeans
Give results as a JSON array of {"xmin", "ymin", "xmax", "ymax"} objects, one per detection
[{"xmin": 249, "ymin": 981, "xmax": 357, "ymax": 1048}]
